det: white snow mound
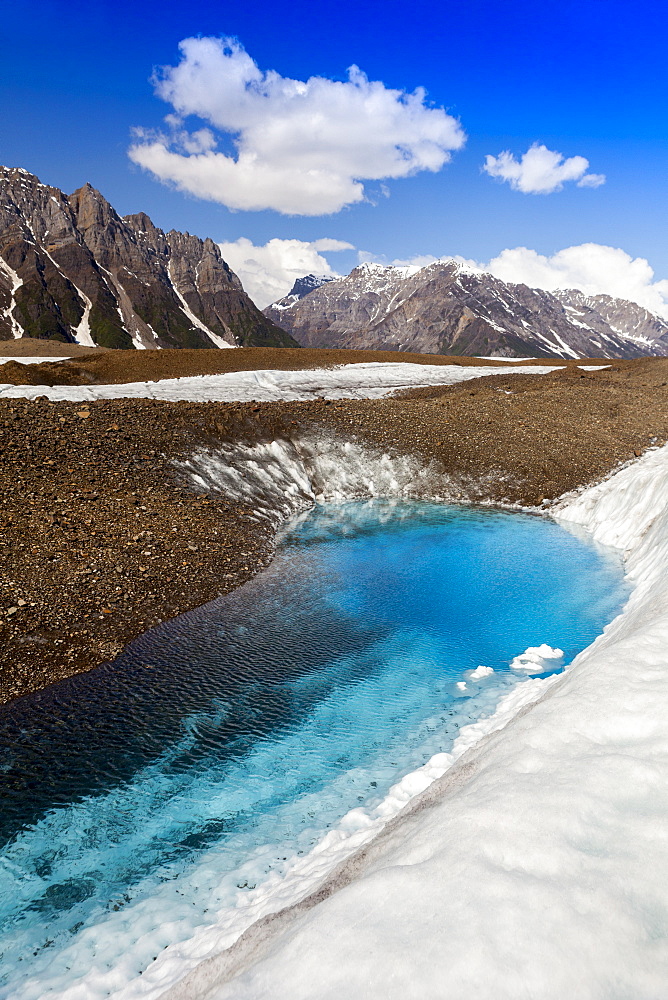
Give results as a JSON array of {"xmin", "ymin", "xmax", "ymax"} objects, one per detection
[
  {"xmin": 509, "ymin": 643, "xmax": 564, "ymax": 673},
  {"xmin": 468, "ymin": 664, "xmax": 494, "ymax": 680}
]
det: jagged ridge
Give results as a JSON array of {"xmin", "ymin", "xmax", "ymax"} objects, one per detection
[
  {"xmin": 0, "ymin": 166, "xmax": 296, "ymax": 349},
  {"xmin": 264, "ymin": 260, "xmax": 668, "ymax": 359}
]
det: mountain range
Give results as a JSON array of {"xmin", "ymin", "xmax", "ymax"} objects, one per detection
[
  {"xmin": 0, "ymin": 166, "xmax": 294, "ymax": 349},
  {"xmin": 264, "ymin": 261, "xmax": 668, "ymax": 359},
  {"xmin": 3, "ymin": 164, "xmax": 667, "ymax": 361}
]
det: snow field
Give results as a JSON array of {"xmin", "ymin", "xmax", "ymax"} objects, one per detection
[
  {"xmin": 0, "ymin": 361, "xmax": 561, "ymax": 402},
  {"xmin": 0, "ymin": 356, "xmax": 72, "ymax": 364}
]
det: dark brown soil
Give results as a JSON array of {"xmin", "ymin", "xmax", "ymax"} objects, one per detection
[
  {"xmin": 1, "ymin": 354, "xmax": 666, "ymax": 706},
  {"xmin": 0, "ymin": 337, "xmax": 107, "ymax": 358}
]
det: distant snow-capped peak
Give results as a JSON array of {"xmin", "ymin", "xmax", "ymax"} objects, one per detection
[{"xmin": 264, "ymin": 259, "xmax": 668, "ymax": 360}]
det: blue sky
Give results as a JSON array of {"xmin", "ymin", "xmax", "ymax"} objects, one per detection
[{"xmin": 2, "ymin": 0, "xmax": 667, "ymax": 308}]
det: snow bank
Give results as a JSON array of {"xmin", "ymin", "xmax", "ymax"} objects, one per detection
[
  {"xmin": 0, "ymin": 361, "xmax": 560, "ymax": 403},
  {"xmin": 0, "ymin": 356, "xmax": 72, "ymax": 364},
  {"xmin": 143, "ymin": 676, "xmax": 561, "ymax": 1000},
  {"xmin": 160, "ymin": 444, "xmax": 668, "ymax": 999}
]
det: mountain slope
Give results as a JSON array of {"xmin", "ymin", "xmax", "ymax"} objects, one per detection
[
  {"xmin": 553, "ymin": 289, "xmax": 668, "ymax": 354},
  {"xmin": 264, "ymin": 260, "xmax": 668, "ymax": 359},
  {"xmin": 0, "ymin": 166, "xmax": 296, "ymax": 349}
]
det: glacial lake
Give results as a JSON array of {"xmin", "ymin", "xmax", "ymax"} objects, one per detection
[{"xmin": 0, "ymin": 500, "xmax": 629, "ymax": 999}]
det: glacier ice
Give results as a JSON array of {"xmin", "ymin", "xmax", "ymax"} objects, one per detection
[{"xmin": 0, "ymin": 361, "xmax": 561, "ymax": 403}]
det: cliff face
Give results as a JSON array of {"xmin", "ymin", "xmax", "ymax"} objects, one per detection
[
  {"xmin": 264, "ymin": 260, "xmax": 668, "ymax": 359},
  {"xmin": 0, "ymin": 166, "xmax": 296, "ymax": 349}
]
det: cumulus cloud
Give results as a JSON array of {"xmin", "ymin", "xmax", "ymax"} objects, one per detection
[
  {"xmin": 218, "ymin": 236, "xmax": 354, "ymax": 307},
  {"xmin": 484, "ymin": 244, "xmax": 668, "ymax": 316},
  {"xmin": 129, "ymin": 36, "xmax": 465, "ymax": 216},
  {"xmin": 392, "ymin": 254, "xmax": 444, "ymax": 269},
  {"xmin": 483, "ymin": 144, "xmax": 605, "ymax": 194}
]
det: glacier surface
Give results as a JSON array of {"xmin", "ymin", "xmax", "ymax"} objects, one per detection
[
  {"xmin": 4, "ymin": 378, "xmax": 663, "ymax": 998},
  {"xmin": 0, "ymin": 356, "xmax": 73, "ymax": 364},
  {"xmin": 0, "ymin": 362, "xmax": 561, "ymax": 402}
]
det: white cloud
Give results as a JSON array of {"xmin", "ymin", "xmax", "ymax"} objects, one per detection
[
  {"xmin": 576, "ymin": 172, "xmax": 607, "ymax": 189},
  {"xmin": 482, "ymin": 244, "xmax": 668, "ymax": 317},
  {"xmin": 483, "ymin": 144, "xmax": 606, "ymax": 194},
  {"xmin": 129, "ymin": 36, "xmax": 465, "ymax": 216},
  {"xmin": 218, "ymin": 236, "xmax": 354, "ymax": 308}
]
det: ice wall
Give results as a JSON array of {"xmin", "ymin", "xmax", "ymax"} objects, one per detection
[
  {"xmin": 177, "ymin": 430, "xmax": 520, "ymax": 528},
  {"xmin": 178, "ymin": 436, "xmax": 459, "ymax": 524},
  {"xmin": 163, "ymin": 444, "xmax": 668, "ymax": 999}
]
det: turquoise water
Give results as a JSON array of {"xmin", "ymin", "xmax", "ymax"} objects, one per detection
[{"xmin": 0, "ymin": 501, "xmax": 628, "ymax": 998}]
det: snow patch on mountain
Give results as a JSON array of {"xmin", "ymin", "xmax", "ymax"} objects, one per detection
[
  {"xmin": 167, "ymin": 262, "xmax": 237, "ymax": 349},
  {"xmin": 0, "ymin": 254, "xmax": 24, "ymax": 338}
]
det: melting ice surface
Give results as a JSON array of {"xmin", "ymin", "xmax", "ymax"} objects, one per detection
[{"xmin": 0, "ymin": 501, "xmax": 628, "ymax": 999}]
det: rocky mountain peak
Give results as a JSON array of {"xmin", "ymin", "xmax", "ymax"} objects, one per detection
[
  {"xmin": 288, "ymin": 273, "xmax": 336, "ymax": 299},
  {"xmin": 0, "ymin": 165, "xmax": 296, "ymax": 350},
  {"xmin": 68, "ymin": 182, "xmax": 120, "ymax": 231},
  {"xmin": 124, "ymin": 211, "xmax": 160, "ymax": 238}
]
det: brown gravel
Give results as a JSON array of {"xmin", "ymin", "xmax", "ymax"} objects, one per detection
[
  {"xmin": 1, "ymin": 354, "xmax": 667, "ymax": 705},
  {"xmin": 0, "ymin": 399, "xmax": 276, "ymax": 703},
  {"xmin": 0, "ymin": 336, "xmax": 107, "ymax": 358}
]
